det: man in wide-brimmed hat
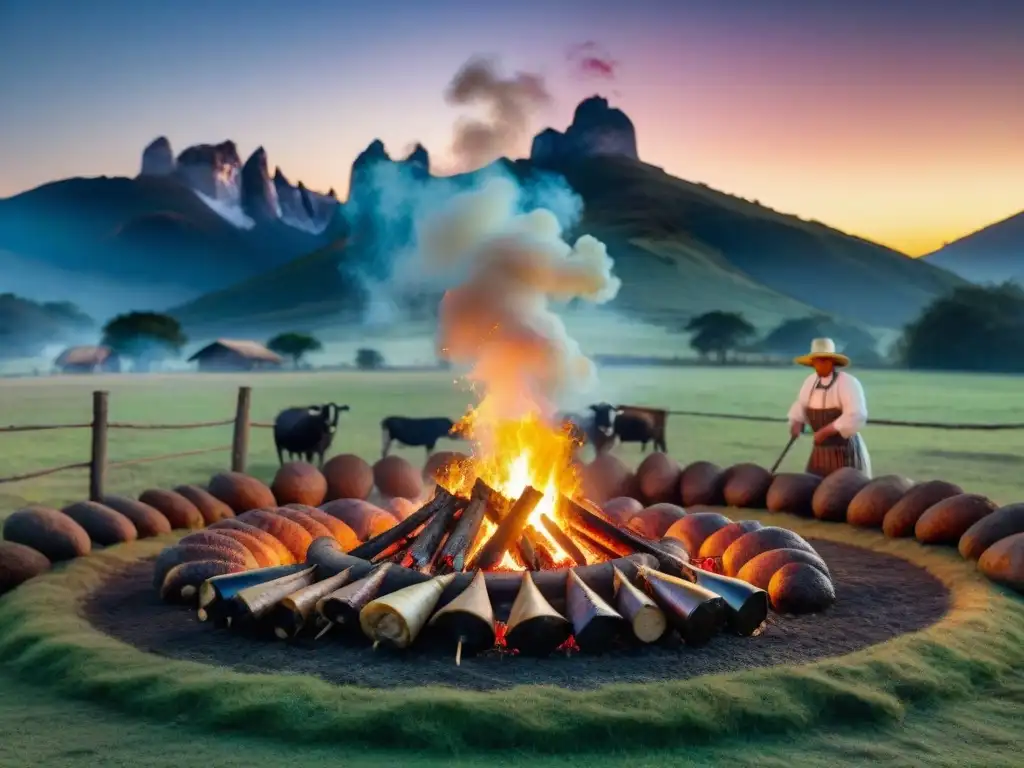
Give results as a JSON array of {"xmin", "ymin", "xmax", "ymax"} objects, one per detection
[{"xmin": 786, "ymin": 338, "xmax": 871, "ymax": 478}]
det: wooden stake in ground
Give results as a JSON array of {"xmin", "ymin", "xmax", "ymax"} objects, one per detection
[
  {"xmin": 565, "ymin": 569, "xmax": 626, "ymax": 653},
  {"xmin": 504, "ymin": 571, "xmax": 571, "ymax": 656},
  {"xmin": 316, "ymin": 563, "xmax": 392, "ymax": 633},
  {"xmin": 612, "ymin": 565, "xmax": 667, "ymax": 643},
  {"xmin": 676, "ymin": 565, "xmax": 768, "ymax": 636},
  {"xmin": 230, "ymin": 566, "xmax": 317, "ymax": 625},
  {"xmin": 428, "ymin": 570, "xmax": 495, "ymax": 664},
  {"xmin": 359, "ymin": 573, "xmax": 456, "ymax": 650},
  {"xmin": 197, "ymin": 563, "xmax": 309, "ymax": 623},
  {"xmin": 271, "ymin": 568, "xmax": 354, "ymax": 640},
  {"xmin": 637, "ymin": 565, "xmax": 725, "ymax": 647},
  {"xmin": 470, "ymin": 486, "xmax": 544, "ymax": 571}
]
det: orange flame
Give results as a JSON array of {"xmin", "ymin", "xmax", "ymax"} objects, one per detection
[{"xmin": 436, "ymin": 394, "xmax": 583, "ymax": 569}]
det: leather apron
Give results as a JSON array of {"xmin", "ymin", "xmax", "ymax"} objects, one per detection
[{"xmin": 804, "ymin": 373, "xmax": 871, "ymax": 478}]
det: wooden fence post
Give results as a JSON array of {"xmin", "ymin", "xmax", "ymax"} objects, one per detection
[
  {"xmin": 89, "ymin": 390, "xmax": 109, "ymax": 501},
  {"xmin": 231, "ymin": 386, "xmax": 252, "ymax": 473}
]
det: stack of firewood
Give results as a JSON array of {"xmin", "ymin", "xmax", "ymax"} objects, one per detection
[{"xmin": 155, "ymin": 481, "xmax": 776, "ymax": 661}]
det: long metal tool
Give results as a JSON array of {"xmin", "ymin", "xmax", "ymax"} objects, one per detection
[{"xmin": 770, "ymin": 435, "xmax": 799, "ymax": 474}]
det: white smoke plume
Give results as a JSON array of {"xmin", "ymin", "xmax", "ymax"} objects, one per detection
[
  {"xmin": 419, "ymin": 176, "xmax": 621, "ymax": 421},
  {"xmin": 445, "ymin": 56, "xmax": 551, "ymax": 171}
]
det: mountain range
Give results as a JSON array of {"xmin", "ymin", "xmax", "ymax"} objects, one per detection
[
  {"xmin": 2, "ymin": 94, "xmax": 1014, "ymax": 349},
  {"xmin": 920, "ymin": 211, "xmax": 1024, "ymax": 285}
]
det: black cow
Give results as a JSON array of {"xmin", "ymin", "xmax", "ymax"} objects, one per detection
[
  {"xmin": 381, "ymin": 416, "xmax": 461, "ymax": 458},
  {"xmin": 588, "ymin": 403, "xmax": 668, "ymax": 453},
  {"xmin": 273, "ymin": 403, "xmax": 349, "ymax": 466}
]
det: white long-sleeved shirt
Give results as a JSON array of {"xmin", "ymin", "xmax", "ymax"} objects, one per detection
[{"xmin": 787, "ymin": 372, "xmax": 868, "ymax": 438}]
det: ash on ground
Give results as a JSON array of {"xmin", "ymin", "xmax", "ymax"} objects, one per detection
[{"xmin": 86, "ymin": 539, "xmax": 949, "ymax": 692}]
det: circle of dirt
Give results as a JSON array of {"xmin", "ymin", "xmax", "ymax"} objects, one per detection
[{"xmin": 85, "ymin": 539, "xmax": 949, "ymax": 692}]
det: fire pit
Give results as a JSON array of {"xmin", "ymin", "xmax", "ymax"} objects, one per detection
[
  {"xmin": 154, "ymin": 412, "xmax": 796, "ymax": 663},
  {"xmin": 148, "ymin": 178, "xmax": 836, "ymax": 662}
]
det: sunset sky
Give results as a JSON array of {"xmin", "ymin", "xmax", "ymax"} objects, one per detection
[{"xmin": 1, "ymin": 0, "xmax": 1022, "ymax": 256}]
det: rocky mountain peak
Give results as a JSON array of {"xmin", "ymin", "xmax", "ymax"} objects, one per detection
[
  {"xmin": 139, "ymin": 136, "xmax": 175, "ymax": 177},
  {"xmin": 175, "ymin": 140, "xmax": 243, "ymax": 203},
  {"xmin": 529, "ymin": 95, "xmax": 638, "ymax": 165},
  {"xmin": 240, "ymin": 146, "xmax": 279, "ymax": 222}
]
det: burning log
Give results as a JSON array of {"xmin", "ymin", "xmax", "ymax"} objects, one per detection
[
  {"xmin": 612, "ymin": 565, "xmax": 667, "ymax": 644},
  {"xmin": 505, "ymin": 571, "xmax": 571, "ymax": 656},
  {"xmin": 539, "ymin": 514, "xmax": 587, "ymax": 566},
  {"xmin": 428, "ymin": 570, "xmax": 495, "ymax": 664},
  {"xmin": 567, "ymin": 524, "xmax": 626, "ymax": 561},
  {"xmin": 198, "ymin": 563, "xmax": 309, "ymax": 623},
  {"xmin": 348, "ymin": 487, "xmax": 461, "ymax": 561},
  {"xmin": 563, "ymin": 496, "xmax": 691, "ymax": 574},
  {"xmin": 515, "ymin": 531, "xmax": 541, "ymax": 570},
  {"xmin": 271, "ymin": 568, "xmax": 354, "ymax": 640},
  {"xmin": 230, "ymin": 566, "xmax": 317, "ymax": 628},
  {"xmin": 401, "ymin": 491, "xmax": 463, "ymax": 571},
  {"xmin": 566, "ymin": 569, "xmax": 626, "ymax": 653},
  {"xmin": 529, "ymin": 537, "xmax": 558, "ymax": 570},
  {"xmin": 482, "ymin": 486, "xmax": 539, "ymax": 570},
  {"xmin": 638, "ymin": 565, "xmax": 725, "ymax": 647},
  {"xmin": 435, "ymin": 478, "xmax": 494, "ymax": 573},
  {"xmin": 315, "ymin": 564, "xmax": 392, "ymax": 638},
  {"xmin": 471, "ymin": 486, "xmax": 544, "ymax": 571},
  {"xmin": 359, "ymin": 573, "xmax": 456, "ymax": 649}
]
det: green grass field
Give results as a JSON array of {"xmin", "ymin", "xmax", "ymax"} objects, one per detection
[{"xmin": 1, "ymin": 366, "xmax": 1023, "ymax": 766}]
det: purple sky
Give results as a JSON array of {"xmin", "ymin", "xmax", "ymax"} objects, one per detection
[{"xmin": 1, "ymin": 0, "xmax": 1022, "ymax": 255}]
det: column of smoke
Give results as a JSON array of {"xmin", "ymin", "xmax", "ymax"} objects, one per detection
[
  {"xmin": 342, "ymin": 56, "xmax": 560, "ymax": 327},
  {"xmin": 446, "ymin": 56, "xmax": 552, "ymax": 172},
  {"xmin": 416, "ymin": 175, "xmax": 621, "ymax": 450}
]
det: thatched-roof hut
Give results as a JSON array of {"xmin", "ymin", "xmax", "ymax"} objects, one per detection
[
  {"xmin": 187, "ymin": 339, "xmax": 283, "ymax": 372},
  {"xmin": 54, "ymin": 345, "xmax": 121, "ymax": 374}
]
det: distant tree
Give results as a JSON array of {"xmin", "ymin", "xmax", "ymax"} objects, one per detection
[
  {"xmin": 684, "ymin": 311, "xmax": 755, "ymax": 363},
  {"xmin": 898, "ymin": 283, "xmax": 1024, "ymax": 372},
  {"xmin": 355, "ymin": 347, "xmax": 385, "ymax": 370},
  {"xmin": 267, "ymin": 332, "xmax": 323, "ymax": 368},
  {"xmin": 101, "ymin": 311, "xmax": 187, "ymax": 371},
  {"xmin": 0, "ymin": 293, "xmax": 94, "ymax": 359},
  {"xmin": 758, "ymin": 315, "xmax": 878, "ymax": 359}
]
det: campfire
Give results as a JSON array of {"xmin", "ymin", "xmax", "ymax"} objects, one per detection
[{"xmin": 149, "ymin": 176, "xmax": 808, "ymax": 662}]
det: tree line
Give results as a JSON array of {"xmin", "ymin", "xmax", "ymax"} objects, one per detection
[
  {"xmin": 0, "ymin": 301, "xmax": 385, "ymax": 371},
  {"xmin": 4, "ymin": 282, "xmax": 1024, "ymax": 373},
  {"xmin": 684, "ymin": 281, "xmax": 1024, "ymax": 372}
]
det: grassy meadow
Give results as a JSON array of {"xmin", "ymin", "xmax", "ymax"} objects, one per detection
[
  {"xmin": 2, "ymin": 365, "xmax": 1024, "ymax": 516},
  {"xmin": 1, "ymin": 364, "xmax": 1023, "ymax": 767}
]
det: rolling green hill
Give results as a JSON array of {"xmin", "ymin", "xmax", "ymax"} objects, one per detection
[{"xmin": 171, "ymin": 156, "xmax": 966, "ymax": 338}]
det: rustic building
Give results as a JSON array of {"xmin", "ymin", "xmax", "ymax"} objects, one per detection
[
  {"xmin": 54, "ymin": 345, "xmax": 121, "ymax": 374},
  {"xmin": 187, "ymin": 339, "xmax": 283, "ymax": 372}
]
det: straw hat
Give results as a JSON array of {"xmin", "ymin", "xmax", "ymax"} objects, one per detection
[{"xmin": 794, "ymin": 338, "xmax": 849, "ymax": 368}]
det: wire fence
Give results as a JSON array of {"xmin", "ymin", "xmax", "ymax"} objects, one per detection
[
  {"xmin": 3, "ymin": 388, "xmax": 1024, "ymax": 497},
  {"xmin": 0, "ymin": 386, "xmax": 275, "ymax": 498}
]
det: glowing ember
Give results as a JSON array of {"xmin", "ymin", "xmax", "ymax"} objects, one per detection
[{"xmin": 435, "ymin": 399, "xmax": 583, "ymax": 570}]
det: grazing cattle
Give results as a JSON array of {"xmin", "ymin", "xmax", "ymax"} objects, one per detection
[
  {"xmin": 381, "ymin": 416, "xmax": 461, "ymax": 458},
  {"xmin": 589, "ymin": 404, "xmax": 668, "ymax": 454},
  {"xmin": 273, "ymin": 403, "xmax": 349, "ymax": 466}
]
